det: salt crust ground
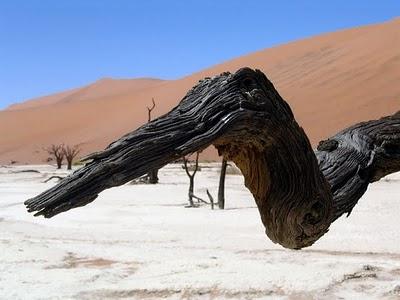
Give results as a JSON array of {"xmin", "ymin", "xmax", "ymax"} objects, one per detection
[{"xmin": 1, "ymin": 164, "xmax": 399, "ymax": 300}]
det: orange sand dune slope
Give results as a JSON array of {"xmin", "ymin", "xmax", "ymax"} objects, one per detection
[{"xmin": 0, "ymin": 18, "xmax": 399, "ymax": 164}]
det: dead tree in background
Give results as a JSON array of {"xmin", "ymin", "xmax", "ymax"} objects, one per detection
[
  {"xmin": 146, "ymin": 98, "xmax": 159, "ymax": 184},
  {"xmin": 63, "ymin": 145, "xmax": 80, "ymax": 170},
  {"xmin": 45, "ymin": 144, "xmax": 65, "ymax": 169},
  {"xmin": 182, "ymin": 152, "xmax": 200, "ymax": 207},
  {"xmin": 26, "ymin": 68, "xmax": 400, "ymax": 250},
  {"xmin": 147, "ymin": 98, "xmax": 156, "ymax": 122},
  {"xmin": 218, "ymin": 158, "xmax": 228, "ymax": 209}
]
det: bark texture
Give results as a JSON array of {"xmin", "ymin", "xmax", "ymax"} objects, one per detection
[
  {"xmin": 316, "ymin": 112, "xmax": 400, "ymax": 221},
  {"xmin": 25, "ymin": 68, "xmax": 400, "ymax": 249}
]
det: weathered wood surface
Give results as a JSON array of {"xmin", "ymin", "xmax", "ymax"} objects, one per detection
[
  {"xmin": 25, "ymin": 68, "xmax": 400, "ymax": 249},
  {"xmin": 317, "ymin": 111, "xmax": 400, "ymax": 221}
]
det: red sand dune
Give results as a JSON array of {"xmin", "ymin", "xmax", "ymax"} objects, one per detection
[{"xmin": 0, "ymin": 18, "xmax": 399, "ymax": 164}]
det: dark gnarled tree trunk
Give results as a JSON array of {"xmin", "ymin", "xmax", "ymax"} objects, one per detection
[{"xmin": 25, "ymin": 68, "xmax": 400, "ymax": 250}]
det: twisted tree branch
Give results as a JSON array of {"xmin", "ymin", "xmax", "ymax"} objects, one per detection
[{"xmin": 25, "ymin": 68, "xmax": 400, "ymax": 249}]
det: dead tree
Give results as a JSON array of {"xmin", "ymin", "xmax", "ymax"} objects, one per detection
[
  {"xmin": 218, "ymin": 158, "xmax": 228, "ymax": 209},
  {"xmin": 45, "ymin": 144, "xmax": 65, "ymax": 169},
  {"xmin": 182, "ymin": 152, "xmax": 200, "ymax": 207},
  {"xmin": 63, "ymin": 145, "xmax": 80, "ymax": 170},
  {"xmin": 146, "ymin": 98, "xmax": 159, "ymax": 184},
  {"xmin": 147, "ymin": 98, "xmax": 156, "ymax": 122},
  {"xmin": 25, "ymin": 68, "xmax": 400, "ymax": 250}
]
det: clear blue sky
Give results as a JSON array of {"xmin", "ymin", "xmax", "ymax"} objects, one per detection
[{"xmin": 1, "ymin": 0, "xmax": 399, "ymax": 109}]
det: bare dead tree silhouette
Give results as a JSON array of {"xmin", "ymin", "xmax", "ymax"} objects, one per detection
[
  {"xmin": 45, "ymin": 144, "xmax": 65, "ymax": 169},
  {"xmin": 182, "ymin": 152, "xmax": 200, "ymax": 207},
  {"xmin": 63, "ymin": 145, "xmax": 81, "ymax": 170},
  {"xmin": 147, "ymin": 98, "xmax": 156, "ymax": 122},
  {"xmin": 26, "ymin": 68, "xmax": 400, "ymax": 249},
  {"xmin": 146, "ymin": 98, "xmax": 159, "ymax": 184}
]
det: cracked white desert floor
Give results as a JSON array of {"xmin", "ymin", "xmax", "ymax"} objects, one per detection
[{"xmin": 1, "ymin": 164, "xmax": 400, "ymax": 300}]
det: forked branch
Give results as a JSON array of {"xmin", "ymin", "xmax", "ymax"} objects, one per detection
[
  {"xmin": 147, "ymin": 98, "xmax": 156, "ymax": 123},
  {"xmin": 182, "ymin": 152, "xmax": 200, "ymax": 206}
]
